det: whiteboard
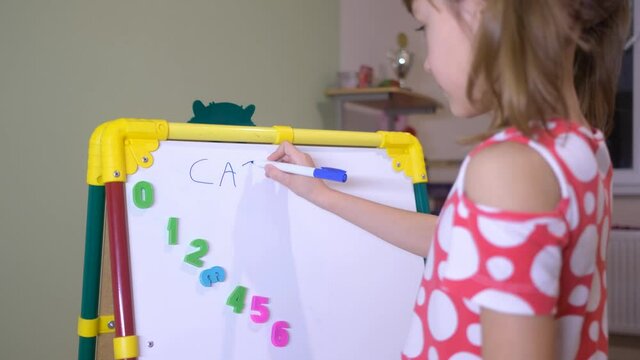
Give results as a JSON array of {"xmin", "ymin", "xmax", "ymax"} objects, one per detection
[{"xmin": 124, "ymin": 140, "xmax": 424, "ymax": 360}]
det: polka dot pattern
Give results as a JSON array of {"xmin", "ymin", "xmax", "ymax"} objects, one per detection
[
  {"xmin": 596, "ymin": 182, "xmax": 605, "ymax": 223},
  {"xmin": 408, "ymin": 120, "xmax": 612, "ymax": 359},
  {"xmin": 600, "ymin": 217, "xmax": 609, "ymax": 262},
  {"xmin": 425, "ymin": 243, "xmax": 435, "ymax": 281},
  {"xmin": 568, "ymin": 285, "xmax": 589, "ymax": 307},
  {"xmin": 477, "ymin": 216, "xmax": 536, "ymax": 248},
  {"xmin": 578, "ymin": 126, "xmax": 594, "ymax": 138},
  {"xmin": 595, "ymin": 143, "xmax": 611, "ymax": 175},
  {"xmin": 449, "ymin": 352, "xmax": 482, "ymax": 360},
  {"xmin": 589, "ymin": 321, "xmax": 599, "ymax": 342},
  {"xmin": 567, "ymin": 186, "xmax": 581, "ymax": 230},
  {"xmin": 437, "ymin": 261, "xmax": 447, "ymax": 281},
  {"xmin": 466, "ymin": 323, "xmax": 481, "ymax": 346},
  {"xmin": 584, "ymin": 191, "xmax": 595, "ymax": 215},
  {"xmin": 428, "ymin": 347, "xmax": 438, "ymax": 360},
  {"xmin": 556, "ymin": 315, "xmax": 584, "ymax": 360},
  {"xmin": 586, "ymin": 270, "xmax": 601, "ymax": 312},
  {"xmin": 471, "ymin": 289, "xmax": 534, "ymax": 315},
  {"xmin": 531, "ymin": 246, "xmax": 562, "ymax": 297},
  {"xmin": 458, "ymin": 201, "xmax": 469, "ymax": 219},
  {"xmin": 402, "ymin": 312, "xmax": 425, "ymax": 358},
  {"xmin": 486, "ymin": 256, "xmax": 514, "ymax": 281},
  {"xmin": 571, "ymin": 225, "xmax": 598, "ymax": 276},
  {"xmin": 602, "ymin": 301, "xmax": 608, "ymax": 338},
  {"xmin": 463, "ymin": 298, "xmax": 480, "ymax": 314},
  {"xmin": 427, "ymin": 290, "xmax": 458, "ymax": 341},
  {"xmin": 444, "ymin": 227, "xmax": 479, "ymax": 280},
  {"xmin": 437, "ymin": 205, "xmax": 454, "ymax": 253},
  {"xmin": 476, "ymin": 204, "xmax": 501, "ymax": 213},
  {"xmin": 417, "ymin": 287, "xmax": 426, "ymax": 306},
  {"xmin": 555, "ymin": 133, "xmax": 598, "ymax": 182},
  {"xmin": 547, "ymin": 219, "xmax": 568, "ymax": 237}
]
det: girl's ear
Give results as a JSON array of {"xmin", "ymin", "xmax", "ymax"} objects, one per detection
[{"xmin": 459, "ymin": 0, "xmax": 486, "ymax": 30}]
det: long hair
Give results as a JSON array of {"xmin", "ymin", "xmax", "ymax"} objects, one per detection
[
  {"xmin": 573, "ymin": 0, "xmax": 631, "ymax": 135},
  {"xmin": 402, "ymin": 0, "xmax": 630, "ymax": 137}
]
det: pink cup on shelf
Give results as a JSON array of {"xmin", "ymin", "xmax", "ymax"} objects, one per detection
[{"xmin": 357, "ymin": 65, "xmax": 373, "ymax": 88}]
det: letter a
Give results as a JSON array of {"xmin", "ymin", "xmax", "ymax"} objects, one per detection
[{"xmin": 219, "ymin": 162, "xmax": 237, "ymax": 187}]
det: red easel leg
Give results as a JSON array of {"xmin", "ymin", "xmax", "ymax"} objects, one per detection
[{"xmin": 106, "ymin": 182, "xmax": 137, "ymax": 360}]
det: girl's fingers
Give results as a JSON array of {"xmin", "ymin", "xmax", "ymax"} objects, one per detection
[
  {"xmin": 267, "ymin": 143, "xmax": 287, "ymax": 161},
  {"xmin": 267, "ymin": 142, "xmax": 309, "ymax": 165},
  {"xmin": 264, "ymin": 164, "xmax": 290, "ymax": 186}
]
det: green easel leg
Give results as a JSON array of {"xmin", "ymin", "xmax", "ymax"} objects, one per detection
[
  {"xmin": 78, "ymin": 185, "xmax": 106, "ymax": 360},
  {"xmin": 413, "ymin": 183, "xmax": 430, "ymax": 214}
]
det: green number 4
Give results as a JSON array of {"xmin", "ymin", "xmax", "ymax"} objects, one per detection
[{"xmin": 226, "ymin": 285, "xmax": 248, "ymax": 314}]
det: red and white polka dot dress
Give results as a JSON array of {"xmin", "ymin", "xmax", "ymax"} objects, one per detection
[{"xmin": 402, "ymin": 119, "xmax": 613, "ymax": 360}]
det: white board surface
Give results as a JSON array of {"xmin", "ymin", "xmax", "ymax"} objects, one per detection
[{"xmin": 124, "ymin": 140, "xmax": 424, "ymax": 360}]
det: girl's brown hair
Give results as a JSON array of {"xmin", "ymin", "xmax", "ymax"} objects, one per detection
[{"xmin": 403, "ymin": 0, "xmax": 630, "ymax": 137}]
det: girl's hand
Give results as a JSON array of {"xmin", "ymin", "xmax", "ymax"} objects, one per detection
[
  {"xmin": 264, "ymin": 142, "xmax": 331, "ymax": 203},
  {"xmin": 265, "ymin": 142, "xmax": 436, "ymax": 258}
]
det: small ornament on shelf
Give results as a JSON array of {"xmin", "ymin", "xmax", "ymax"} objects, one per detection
[{"xmin": 387, "ymin": 32, "xmax": 413, "ymax": 88}]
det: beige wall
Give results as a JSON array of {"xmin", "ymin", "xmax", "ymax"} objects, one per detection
[{"xmin": 0, "ymin": 0, "xmax": 338, "ymax": 358}]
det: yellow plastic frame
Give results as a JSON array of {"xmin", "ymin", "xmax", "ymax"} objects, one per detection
[{"xmin": 87, "ymin": 118, "xmax": 428, "ymax": 185}]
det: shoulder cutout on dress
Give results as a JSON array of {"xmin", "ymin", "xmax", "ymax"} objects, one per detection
[{"xmin": 463, "ymin": 141, "xmax": 562, "ymax": 213}]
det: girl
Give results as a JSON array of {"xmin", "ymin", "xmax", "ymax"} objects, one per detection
[{"xmin": 265, "ymin": 0, "xmax": 630, "ymax": 358}]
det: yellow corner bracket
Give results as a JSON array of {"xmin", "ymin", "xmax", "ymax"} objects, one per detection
[
  {"xmin": 113, "ymin": 335, "xmax": 139, "ymax": 359},
  {"xmin": 378, "ymin": 131, "xmax": 428, "ymax": 184},
  {"xmin": 87, "ymin": 118, "xmax": 169, "ymax": 185},
  {"xmin": 77, "ymin": 315, "xmax": 116, "ymax": 338}
]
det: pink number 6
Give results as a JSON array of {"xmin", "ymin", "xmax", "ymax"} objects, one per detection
[
  {"xmin": 250, "ymin": 296, "xmax": 270, "ymax": 323},
  {"xmin": 271, "ymin": 321, "xmax": 290, "ymax": 347}
]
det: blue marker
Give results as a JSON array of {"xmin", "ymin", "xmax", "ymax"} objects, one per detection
[{"xmin": 251, "ymin": 160, "xmax": 347, "ymax": 183}]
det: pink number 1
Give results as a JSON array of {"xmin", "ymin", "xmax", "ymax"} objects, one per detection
[{"xmin": 250, "ymin": 296, "xmax": 270, "ymax": 324}]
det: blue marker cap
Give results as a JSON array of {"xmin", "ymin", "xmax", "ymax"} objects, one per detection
[{"xmin": 313, "ymin": 167, "xmax": 347, "ymax": 182}]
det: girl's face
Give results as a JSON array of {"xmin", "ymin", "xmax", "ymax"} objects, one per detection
[{"xmin": 412, "ymin": 0, "xmax": 487, "ymax": 118}]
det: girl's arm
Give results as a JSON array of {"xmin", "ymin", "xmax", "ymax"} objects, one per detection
[
  {"xmin": 264, "ymin": 142, "xmax": 436, "ymax": 258},
  {"xmin": 465, "ymin": 141, "xmax": 561, "ymax": 358},
  {"xmin": 481, "ymin": 309, "xmax": 555, "ymax": 360}
]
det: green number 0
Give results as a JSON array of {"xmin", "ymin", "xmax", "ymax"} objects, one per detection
[{"xmin": 132, "ymin": 181, "xmax": 154, "ymax": 209}]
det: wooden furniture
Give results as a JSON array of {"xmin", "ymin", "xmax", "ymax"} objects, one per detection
[{"xmin": 325, "ymin": 87, "xmax": 440, "ymax": 130}]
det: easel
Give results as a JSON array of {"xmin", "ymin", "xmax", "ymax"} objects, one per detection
[{"xmin": 76, "ymin": 119, "xmax": 430, "ymax": 360}]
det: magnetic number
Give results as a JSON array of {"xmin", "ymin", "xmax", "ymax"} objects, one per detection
[
  {"xmin": 226, "ymin": 285, "xmax": 248, "ymax": 314},
  {"xmin": 271, "ymin": 321, "xmax": 290, "ymax": 347},
  {"xmin": 250, "ymin": 296, "xmax": 270, "ymax": 323},
  {"xmin": 132, "ymin": 181, "xmax": 154, "ymax": 209},
  {"xmin": 167, "ymin": 217, "xmax": 178, "ymax": 245},
  {"xmin": 199, "ymin": 266, "xmax": 226, "ymax": 287},
  {"xmin": 184, "ymin": 239, "xmax": 208, "ymax": 267}
]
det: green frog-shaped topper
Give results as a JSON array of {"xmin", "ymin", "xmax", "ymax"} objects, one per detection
[{"xmin": 188, "ymin": 100, "xmax": 256, "ymax": 126}]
